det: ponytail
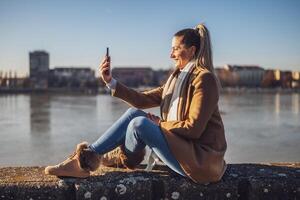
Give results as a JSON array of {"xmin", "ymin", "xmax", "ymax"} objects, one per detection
[{"xmin": 194, "ymin": 24, "xmax": 214, "ymax": 73}]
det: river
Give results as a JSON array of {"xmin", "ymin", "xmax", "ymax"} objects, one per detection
[{"xmin": 0, "ymin": 92, "xmax": 299, "ymax": 166}]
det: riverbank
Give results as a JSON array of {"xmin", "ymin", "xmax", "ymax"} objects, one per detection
[
  {"xmin": 0, "ymin": 163, "xmax": 299, "ymax": 200},
  {"xmin": 0, "ymin": 88, "xmax": 99, "ymax": 95},
  {"xmin": 0, "ymin": 87, "xmax": 300, "ymax": 95},
  {"xmin": 220, "ymin": 87, "xmax": 300, "ymax": 94}
]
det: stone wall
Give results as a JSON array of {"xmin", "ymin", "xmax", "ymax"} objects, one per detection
[{"xmin": 0, "ymin": 163, "xmax": 299, "ymax": 200}]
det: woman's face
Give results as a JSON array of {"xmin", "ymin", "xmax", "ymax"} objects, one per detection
[{"xmin": 170, "ymin": 36, "xmax": 195, "ymax": 69}]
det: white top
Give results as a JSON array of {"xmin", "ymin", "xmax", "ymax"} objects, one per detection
[{"xmin": 167, "ymin": 61, "xmax": 194, "ymax": 121}]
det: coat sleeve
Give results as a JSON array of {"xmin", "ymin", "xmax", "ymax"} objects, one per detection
[
  {"xmin": 159, "ymin": 72, "xmax": 219, "ymax": 139},
  {"xmin": 111, "ymin": 81, "xmax": 163, "ymax": 109}
]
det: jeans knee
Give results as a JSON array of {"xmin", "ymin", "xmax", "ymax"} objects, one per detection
[
  {"xmin": 126, "ymin": 107, "xmax": 144, "ymax": 116},
  {"xmin": 129, "ymin": 116, "xmax": 147, "ymax": 130},
  {"xmin": 128, "ymin": 116, "xmax": 151, "ymax": 138}
]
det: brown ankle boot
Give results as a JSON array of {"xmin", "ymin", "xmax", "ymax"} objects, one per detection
[
  {"xmin": 101, "ymin": 146, "xmax": 125, "ymax": 168},
  {"xmin": 101, "ymin": 145, "xmax": 145, "ymax": 170},
  {"xmin": 78, "ymin": 147, "xmax": 101, "ymax": 171},
  {"xmin": 119, "ymin": 145, "xmax": 145, "ymax": 170},
  {"xmin": 45, "ymin": 141, "xmax": 101, "ymax": 178}
]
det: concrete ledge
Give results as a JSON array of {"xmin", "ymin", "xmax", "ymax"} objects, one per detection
[{"xmin": 0, "ymin": 163, "xmax": 299, "ymax": 200}]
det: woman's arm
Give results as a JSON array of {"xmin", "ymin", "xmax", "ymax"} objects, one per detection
[
  {"xmin": 99, "ymin": 55, "xmax": 163, "ymax": 109},
  {"xmin": 111, "ymin": 81, "xmax": 163, "ymax": 109},
  {"xmin": 160, "ymin": 72, "xmax": 219, "ymax": 139}
]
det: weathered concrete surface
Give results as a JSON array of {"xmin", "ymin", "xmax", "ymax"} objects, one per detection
[
  {"xmin": 0, "ymin": 167, "xmax": 75, "ymax": 200},
  {"xmin": 0, "ymin": 163, "xmax": 299, "ymax": 200}
]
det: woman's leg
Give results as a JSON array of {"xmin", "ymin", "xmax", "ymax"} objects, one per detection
[
  {"xmin": 89, "ymin": 107, "xmax": 146, "ymax": 154},
  {"xmin": 90, "ymin": 107, "xmax": 185, "ymax": 177},
  {"xmin": 46, "ymin": 107, "xmax": 186, "ymax": 178},
  {"xmin": 45, "ymin": 107, "xmax": 145, "ymax": 177},
  {"xmin": 125, "ymin": 116, "xmax": 186, "ymax": 177}
]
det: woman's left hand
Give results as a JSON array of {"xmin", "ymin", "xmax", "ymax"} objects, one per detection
[{"xmin": 147, "ymin": 112, "xmax": 161, "ymax": 125}]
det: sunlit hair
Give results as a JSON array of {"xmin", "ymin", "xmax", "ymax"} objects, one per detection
[{"xmin": 174, "ymin": 23, "xmax": 214, "ymax": 73}]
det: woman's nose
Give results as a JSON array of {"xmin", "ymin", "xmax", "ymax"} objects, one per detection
[{"xmin": 170, "ymin": 51, "xmax": 175, "ymax": 58}]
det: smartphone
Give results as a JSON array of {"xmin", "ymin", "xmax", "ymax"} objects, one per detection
[
  {"xmin": 106, "ymin": 47, "xmax": 110, "ymax": 60},
  {"xmin": 105, "ymin": 47, "xmax": 110, "ymax": 75}
]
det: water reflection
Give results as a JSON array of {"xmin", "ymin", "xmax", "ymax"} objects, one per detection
[
  {"xmin": 292, "ymin": 93, "xmax": 299, "ymax": 114},
  {"xmin": 274, "ymin": 93, "xmax": 280, "ymax": 115},
  {"xmin": 30, "ymin": 94, "xmax": 51, "ymax": 134}
]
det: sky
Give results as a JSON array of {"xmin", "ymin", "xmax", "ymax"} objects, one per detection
[{"xmin": 0, "ymin": 0, "xmax": 300, "ymax": 77}]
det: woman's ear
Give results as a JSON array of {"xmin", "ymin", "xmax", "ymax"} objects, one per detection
[{"xmin": 190, "ymin": 46, "xmax": 196, "ymax": 58}]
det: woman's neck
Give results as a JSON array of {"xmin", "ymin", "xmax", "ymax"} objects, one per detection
[{"xmin": 179, "ymin": 60, "xmax": 195, "ymax": 71}]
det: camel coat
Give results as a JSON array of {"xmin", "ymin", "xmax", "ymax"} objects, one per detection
[{"xmin": 111, "ymin": 67, "xmax": 227, "ymax": 183}]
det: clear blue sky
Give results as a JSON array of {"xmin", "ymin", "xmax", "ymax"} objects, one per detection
[{"xmin": 0, "ymin": 0, "xmax": 299, "ymax": 76}]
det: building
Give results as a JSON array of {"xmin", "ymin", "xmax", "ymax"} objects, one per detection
[
  {"xmin": 112, "ymin": 67, "xmax": 154, "ymax": 87},
  {"xmin": 281, "ymin": 71, "xmax": 293, "ymax": 88},
  {"xmin": 215, "ymin": 67, "xmax": 239, "ymax": 87},
  {"xmin": 292, "ymin": 71, "xmax": 300, "ymax": 88},
  {"xmin": 29, "ymin": 50, "xmax": 49, "ymax": 89},
  {"xmin": 49, "ymin": 67, "xmax": 96, "ymax": 88},
  {"xmin": 224, "ymin": 65, "xmax": 265, "ymax": 87},
  {"xmin": 261, "ymin": 69, "xmax": 278, "ymax": 88},
  {"xmin": 261, "ymin": 69, "xmax": 300, "ymax": 88}
]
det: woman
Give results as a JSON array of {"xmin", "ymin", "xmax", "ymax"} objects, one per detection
[{"xmin": 45, "ymin": 23, "xmax": 227, "ymax": 183}]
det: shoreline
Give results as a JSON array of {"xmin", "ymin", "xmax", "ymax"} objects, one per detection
[
  {"xmin": 0, "ymin": 87, "xmax": 299, "ymax": 95},
  {"xmin": 220, "ymin": 87, "xmax": 300, "ymax": 94}
]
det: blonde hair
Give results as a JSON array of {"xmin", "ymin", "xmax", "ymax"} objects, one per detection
[{"xmin": 194, "ymin": 23, "xmax": 214, "ymax": 73}]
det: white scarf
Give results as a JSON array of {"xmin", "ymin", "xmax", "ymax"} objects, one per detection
[{"xmin": 167, "ymin": 61, "xmax": 195, "ymax": 121}]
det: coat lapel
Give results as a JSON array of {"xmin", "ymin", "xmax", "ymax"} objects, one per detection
[
  {"xmin": 160, "ymin": 66, "xmax": 202, "ymax": 121},
  {"xmin": 177, "ymin": 66, "xmax": 202, "ymax": 120}
]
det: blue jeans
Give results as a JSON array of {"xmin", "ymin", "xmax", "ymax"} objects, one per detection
[{"xmin": 89, "ymin": 107, "xmax": 186, "ymax": 177}]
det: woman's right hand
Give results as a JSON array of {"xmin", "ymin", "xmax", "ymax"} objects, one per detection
[
  {"xmin": 147, "ymin": 112, "xmax": 161, "ymax": 126},
  {"xmin": 99, "ymin": 56, "xmax": 112, "ymax": 84}
]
